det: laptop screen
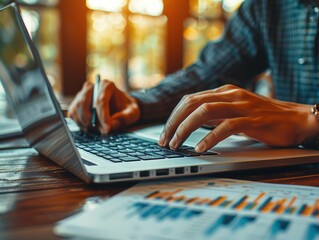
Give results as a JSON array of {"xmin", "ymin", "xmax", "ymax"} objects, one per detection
[
  {"xmin": 0, "ymin": 3, "xmax": 90, "ymax": 182},
  {"xmin": 0, "ymin": 4, "xmax": 56, "ymax": 128}
]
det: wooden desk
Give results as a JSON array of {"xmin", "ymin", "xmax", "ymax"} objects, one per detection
[{"xmin": 1, "ymin": 146, "xmax": 319, "ymax": 240}]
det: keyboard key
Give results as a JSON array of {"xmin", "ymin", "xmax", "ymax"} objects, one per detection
[
  {"xmin": 139, "ymin": 154, "xmax": 163, "ymax": 160},
  {"xmin": 101, "ymin": 150, "xmax": 117, "ymax": 154},
  {"xmin": 83, "ymin": 147, "xmax": 93, "ymax": 151},
  {"xmin": 128, "ymin": 152, "xmax": 145, "ymax": 157},
  {"xmin": 110, "ymin": 153, "xmax": 128, "ymax": 158},
  {"xmin": 118, "ymin": 149, "xmax": 136, "ymax": 153},
  {"xmin": 89, "ymin": 150, "xmax": 99, "ymax": 154},
  {"xmin": 121, "ymin": 157, "xmax": 140, "ymax": 162},
  {"xmin": 93, "ymin": 147, "xmax": 108, "ymax": 151},
  {"xmin": 176, "ymin": 149, "xmax": 200, "ymax": 156},
  {"xmin": 165, "ymin": 154, "xmax": 184, "ymax": 158},
  {"xmin": 154, "ymin": 151, "xmax": 183, "ymax": 157},
  {"xmin": 108, "ymin": 158, "xmax": 122, "ymax": 163}
]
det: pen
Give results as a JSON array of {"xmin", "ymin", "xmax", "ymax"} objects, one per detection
[{"xmin": 91, "ymin": 74, "xmax": 100, "ymax": 128}]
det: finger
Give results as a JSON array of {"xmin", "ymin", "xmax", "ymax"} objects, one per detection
[
  {"xmin": 159, "ymin": 88, "xmax": 247, "ymax": 147},
  {"xmin": 67, "ymin": 82, "xmax": 91, "ymax": 119},
  {"xmin": 195, "ymin": 117, "xmax": 250, "ymax": 152},
  {"xmin": 69, "ymin": 112, "xmax": 88, "ymax": 131},
  {"xmin": 169, "ymin": 102, "xmax": 245, "ymax": 149},
  {"xmin": 161, "ymin": 92, "xmax": 216, "ymax": 145},
  {"xmin": 68, "ymin": 85, "xmax": 93, "ymax": 128},
  {"xmin": 110, "ymin": 107, "xmax": 135, "ymax": 131},
  {"xmin": 95, "ymin": 81, "xmax": 115, "ymax": 134},
  {"xmin": 203, "ymin": 119, "xmax": 224, "ymax": 128},
  {"xmin": 83, "ymin": 81, "xmax": 93, "ymax": 89}
]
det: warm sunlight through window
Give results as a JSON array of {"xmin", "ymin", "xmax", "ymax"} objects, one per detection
[
  {"xmin": 129, "ymin": 0, "xmax": 164, "ymax": 16},
  {"xmin": 222, "ymin": 0, "xmax": 244, "ymax": 13},
  {"xmin": 8, "ymin": 0, "xmax": 247, "ymax": 95},
  {"xmin": 20, "ymin": 6, "xmax": 61, "ymax": 92},
  {"xmin": 86, "ymin": 0, "xmax": 127, "ymax": 12},
  {"xmin": 86, "ymin": 0, "xmax": 165, "ymax": 90},
  {"xmin": 184, "ymin": 0, "xmax": 245, "ymax": 66}
]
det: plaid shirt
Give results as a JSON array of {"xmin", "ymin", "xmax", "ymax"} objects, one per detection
[{"xmin": 131, "ymin": 0, "xmax": 319, "ymax": 123}]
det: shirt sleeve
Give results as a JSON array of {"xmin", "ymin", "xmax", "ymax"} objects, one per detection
[{"xmin": 130, "ymin": 0, "xmax": 268, "ymax": 123}]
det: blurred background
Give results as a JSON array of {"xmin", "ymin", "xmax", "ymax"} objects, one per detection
[{"xmin": 0, "ymin": 0, "xmax": 245, "ymax": 98}]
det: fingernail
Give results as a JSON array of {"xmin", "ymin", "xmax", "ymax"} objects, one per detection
[
  {"xmin": 169, "ymin": 137, "xmax": 178, "ymax": 150},
  {"xmin": 159, "ymin": 132, "xmax": 165, "ymax": 146},
  {"xmin": 195, "ymin": 142, "xmax": 206, "ymax": 153},
  {"xmin": 100, "ymin": 124, "xmax": 110, "ymax": 134}
]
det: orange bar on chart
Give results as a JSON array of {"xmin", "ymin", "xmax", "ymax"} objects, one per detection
[
  {"xmin": 211, "ymin": 196, "xmax": 227, "ymax": 207},
  {"xmin": 196, "ymin": 198, "xmax": 212, "ymax": 205},
  {"xmin": 163, "ymin": 189, "xmax": 183, "ymax": 200},
  {"xmin": 235, "ymin": 197, "xmax": 248, "ymax": 210},
  {"xmin": 167, "ymin": 195, "xmax": 187, "ymax": 203},
  {"xmin": 287, "ymin": 196, "xmax": 297, "ymax": 208},
  {"xmin": 262, "ymin": 202, "xmax": 275, "ymax": 213},
  {"xmin": 186, "ymin": 197, "xmax": 199, "ymax": 205},
  {"xmin": 275, "ymin": 199, "xmax": 287, "ymax": 214},
  {"xmin": 145, "ymin": 191, "xmax": 160, "ymax": 199},
  {"xmin": 254, "ymin": 192, "xmax": 266, "ymax": 204},
  {"xmin": 302, "ymin": 205, "xmax": 313, "ymax": 216}
]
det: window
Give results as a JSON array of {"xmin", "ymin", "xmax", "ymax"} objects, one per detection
[
  {"xmin": 86, "ymin": 0, "xmax": 166, "ymax": 90},
  {"xmin": 184, "ymin": 0, "xmax": 244, "ymax": 66},
  {"xmin": 0, "ymin": 0, "xmax": 245, "ymax": 97},
  {"xmin": 0, "ymin": 0, "xmax": 61, "ymax": 93}
]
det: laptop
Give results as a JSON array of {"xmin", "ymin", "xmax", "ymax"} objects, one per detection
[{"xmin": 1, "ymin": 3, "xmax": 319, "ymax": 184}]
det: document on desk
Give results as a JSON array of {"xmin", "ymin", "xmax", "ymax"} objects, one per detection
[{"xmin": 55, "ymin": 177, "xmax": 319, "ymax": 240}]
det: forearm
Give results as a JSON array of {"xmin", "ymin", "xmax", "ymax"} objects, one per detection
[{"xmin": 130, "ymin": 66, "xmax": 218, "ymax": 123}]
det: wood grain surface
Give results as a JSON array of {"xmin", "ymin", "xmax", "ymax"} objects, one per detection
[{"xmin": 1, "ymin": 146, "xmax": 319, "ymax": 240}]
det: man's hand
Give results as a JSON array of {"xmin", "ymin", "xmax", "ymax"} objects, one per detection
[
  {"xmin": 158, "ymin": 84, "xmax": 319, "ymax": 152},
  {"xmin": 68, "ymin": 80, "xmax": 140, "ymax": 134}
]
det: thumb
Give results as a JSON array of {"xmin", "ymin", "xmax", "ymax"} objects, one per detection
[
  {"xmin": 110, "ymin": 107, "xmax": 139, "ymax": 131},
  {"xmin": 110, "ymin": 118, "xmax": 122, "ymax": 131}
]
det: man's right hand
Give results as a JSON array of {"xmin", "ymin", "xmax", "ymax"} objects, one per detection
[{"xmin": 67, "ymin": 80, "xmax": 140, "ymax": 134}]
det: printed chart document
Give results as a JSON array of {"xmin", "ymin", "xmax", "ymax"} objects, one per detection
[{"xmin": 55, "ymin": 178, "xmax": 319, "ymax": 240}]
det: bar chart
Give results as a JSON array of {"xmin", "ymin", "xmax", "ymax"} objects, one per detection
[
  {"xmin": 122, "ymin": 200, "xmax": 319, "ymax": 240},
  {"xmin": 142, "ymin": 180, "xmax": 319, "ymax": 218},
  {"xmin": 129, "ymin": 202, "xmax": 203, "ymax": 221},
  {"xmin": 56, "ymin": 178, "xmax": 319, "ymax": 240}
]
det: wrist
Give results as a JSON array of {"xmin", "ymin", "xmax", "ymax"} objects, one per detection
[{"xmin": 301, "ymin": 104, "xmax": 319, "ymax": 148}]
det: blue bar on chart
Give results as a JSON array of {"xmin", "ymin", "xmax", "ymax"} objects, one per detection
[
  {"xmin": 258, "ymin": 197, "xmax": 273, "ymax": 212},
  {"xmin": 205, "ymin": 214, "xmax": 236, "ymax": 236},
  {"xmin": 268, "ymin": 219, "xmax": 290, "ymax": 239},
  {"xmin": 306, "ymin": 224, "xmax": 319, "ymax": 240},
  {"xmin": 130, "ymin": 202, "xmax": 203, "ymax": 222},
  {"xmin": 231, "ymin": 216, "xmax": 256, "ymax": 232}
]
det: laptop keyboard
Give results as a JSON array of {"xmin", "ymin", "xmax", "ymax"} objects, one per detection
[{"xmin": 73, "ymin": 132, "xmax": 217, "ymax": 164}]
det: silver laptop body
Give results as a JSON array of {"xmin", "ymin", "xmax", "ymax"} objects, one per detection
[{"xmin": 1, "ymin": 3, "xmax": 319, "ymax": 184}]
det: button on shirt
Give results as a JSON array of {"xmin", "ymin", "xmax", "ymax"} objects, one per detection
[{"xmin": 131, "ymin": 0, "xmax": 319, "ymax": 122}]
